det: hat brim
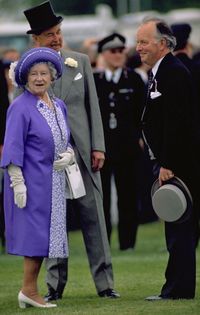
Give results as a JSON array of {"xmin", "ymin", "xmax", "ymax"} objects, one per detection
[
  {"xmin": 101, "ymin": 44, "xmax": 125, "ymax": 52},
  {"xmin": 26, "ymin": 16, "xmax": 63, "ymax": 34},
  {"xmin": 15, "ymin": 47, "xmax": 63, "ymax": 86},
  {"xmin": 151, "ymin": 176, "xmax": 193, "ymax": 223}
]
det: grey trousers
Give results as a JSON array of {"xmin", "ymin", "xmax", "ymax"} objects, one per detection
[{"xmin": 45, "ymin": 152, "xmax": 114, "ymax": 294}]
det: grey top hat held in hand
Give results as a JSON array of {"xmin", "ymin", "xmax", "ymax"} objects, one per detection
[{"xmin": 151, "ymin": 177, "xmax": 193, "ymax": 223}]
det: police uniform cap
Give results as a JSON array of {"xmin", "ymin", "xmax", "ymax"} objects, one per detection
[
  {"xmin": 171, "ymin": 23, "xmax": 192, "ymax": 51},
  {"xmin": 98, "ymin": 33, "xmax": 126, "ymax": 53}
]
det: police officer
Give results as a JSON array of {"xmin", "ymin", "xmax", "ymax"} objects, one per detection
[{"xmin": 94, "ymin": 33, "xmax": 145, "ymax": 250}]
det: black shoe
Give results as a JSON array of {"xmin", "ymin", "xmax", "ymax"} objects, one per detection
[
  {"xmin": 98, "ymin": 289, "xmax": 120, "ymax": 298},
  {"xmin": 44, "ymin": 288, "xmax": 62, "ymax": 302},
  {"xmin": 145, "ymin": 295, "xmax": 170, "ymax": 301}
]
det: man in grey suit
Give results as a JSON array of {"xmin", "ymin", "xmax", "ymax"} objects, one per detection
[{"xmin": 23, "ymin": 1, "xmax": 119, "ymax": 300}]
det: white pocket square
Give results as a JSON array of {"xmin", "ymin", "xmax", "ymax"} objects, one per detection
[
  {"xmin": 150, "ymin": 91, "xmax": 162, "ymax": 99},
  {"xmin": 74, "ymin": 73, "xmax": 82, "ymax": 81}
]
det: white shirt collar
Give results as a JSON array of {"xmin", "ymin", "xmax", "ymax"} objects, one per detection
[
  {"xmin": 105, "ymin": 68, "xmax": 122, "ymax": 83},
  {"xmin": 152, "ymin": 56, "xmax": 165, "ymax": 77}
]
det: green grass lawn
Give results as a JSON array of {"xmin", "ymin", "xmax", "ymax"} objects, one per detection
[{"xmin": 0, "ymin": 221, "xmax": 200, "ymax": 315}]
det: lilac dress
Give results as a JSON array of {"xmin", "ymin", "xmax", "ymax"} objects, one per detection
[{"xmin": 1, "ymin": 90, "xmax": 70, "ymax": 258}]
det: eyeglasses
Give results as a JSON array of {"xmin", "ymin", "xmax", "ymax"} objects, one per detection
[{"xmin": 109, "ymin": 47, "xmax": 125, "ymax": 54}]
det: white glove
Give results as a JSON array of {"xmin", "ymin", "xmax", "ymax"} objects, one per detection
[
  {"xmin": 13, "ymin": 183, "xmax": 27, "ymax": 208},
  {"xmin": 8, "ymin": 164, "xmax": 27, "ymax": 209},
  {"xmin": 53, "ymin": 147, "xmax": 75, "ymax": 171}
]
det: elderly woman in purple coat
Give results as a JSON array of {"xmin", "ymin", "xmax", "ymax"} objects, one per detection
[{"xmin": 1, "ymin": 47, "xmax": 75, "ymax": 308}]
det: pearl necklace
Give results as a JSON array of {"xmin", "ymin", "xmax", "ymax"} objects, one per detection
[{"xmin": 40, "ymin": 93, "xmax": 53, "ymax": 109}]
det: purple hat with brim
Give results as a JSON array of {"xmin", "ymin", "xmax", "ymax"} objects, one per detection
[{"xmin": 15, "ymin": 47, "xmax": 63, "ymax": 87}]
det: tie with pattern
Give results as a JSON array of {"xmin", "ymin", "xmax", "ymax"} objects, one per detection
[
  {"xmin": 147, "ymin": 70, "xmax": 153, "ymax": 97},
  {"xmin": 141, "ymin": 70, "xmax": 153, "ymax": 121}
]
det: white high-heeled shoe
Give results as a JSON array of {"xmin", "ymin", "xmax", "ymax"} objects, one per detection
[{"xmin": 18, "ymin": 291, "xmax": 57, "ymax": 308}]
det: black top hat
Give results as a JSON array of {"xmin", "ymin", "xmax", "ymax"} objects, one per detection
[
  {"xmin": 171, "ymin": 23, "xmax": 192, "ymax": 51},
  {"xmin": 98, "ymin": 33, "xmax": 126, "ymax": 53},
  {"xmin": 24, "ymin": 1, "xmax": 63, "ymax": 35},
  {"xmin": 151, "ymin": 177, "xmax": 193, "ymax": 223}
]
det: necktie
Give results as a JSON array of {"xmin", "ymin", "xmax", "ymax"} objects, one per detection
[
  {"xmin": 147, "ymin": 70, "xmax": 153, "ymax": 96},
  {"xmin": 111, "ymin": 73, "xmax": 115, "ymax": 83},
  {"xmin": 141, "ymin": 70, "xmax": 153, "ymax": 121}
]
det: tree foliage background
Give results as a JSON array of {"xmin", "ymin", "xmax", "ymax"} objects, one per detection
[{"xmin": 0, "ymin": 0, "xmax": 200, "ymax": 16}]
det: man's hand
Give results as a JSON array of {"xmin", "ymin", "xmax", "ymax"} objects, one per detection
[
  {"xmin": 159, "ymin": 167, "xmax": 174, "ymax": 186},
  {"xmin": 91, "ymin": 151, "xmax": 105, "ymax": 172}
]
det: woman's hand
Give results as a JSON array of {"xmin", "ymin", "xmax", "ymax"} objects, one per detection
[
  {"xmin": 53, "ymin": 147, "xmax": 75, "ymax": 170},
  {"xmin": 8, "ymin": 164, "xmax": 27, "ymax": 208},
  {"xmin": 13, "ymin": 182, "xmax": 27, "ymax": 208}
]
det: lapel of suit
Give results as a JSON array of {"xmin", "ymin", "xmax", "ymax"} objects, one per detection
[
  {"xmin": 143, "ymin": 53, "xmax": 172, "ymax": 117},
  {"xmin": 153, "ymin": 52, "xmax": 173, "ymax": 82}
]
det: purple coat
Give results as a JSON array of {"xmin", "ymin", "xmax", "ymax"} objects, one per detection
[{"xmin": 1, "ymin": 90, "xmax": 70, "ymax": 257}]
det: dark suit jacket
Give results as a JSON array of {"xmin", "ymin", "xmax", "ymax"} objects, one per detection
[
  {"xmin": 175, "ymin": 52, "xmax": 194, "ymax": 74},
  {"xmin": 94, "ymin": 68, "xmax": 145, "ymax": 157},
  {"xmin": 142, "ymin": 52, "xmax": 199, "ymax": 186}
]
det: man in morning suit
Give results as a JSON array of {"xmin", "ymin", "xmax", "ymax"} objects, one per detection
[
  {"xmin": 136, "ymin": 18, "xmax": 200, "ymax": 300},
  {"xmin": 23, "ymin": 0, "xmax": 119, "ymax": 301},
  {"xmin": 94, "ymin": 33, "xmax": 145, "ymax": 250}
]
